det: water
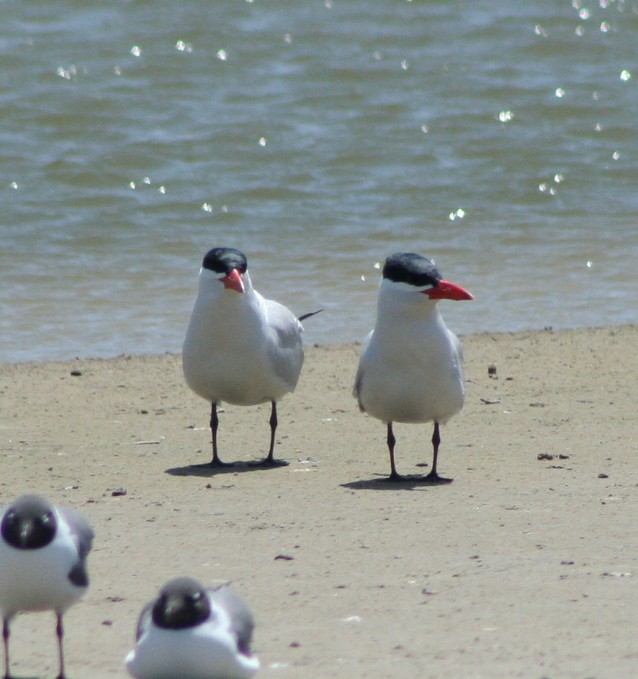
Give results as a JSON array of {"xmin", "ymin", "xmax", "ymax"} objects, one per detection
[{"xmin": 1, "ymin": 0, "xmax": 636, "ymax": 362}]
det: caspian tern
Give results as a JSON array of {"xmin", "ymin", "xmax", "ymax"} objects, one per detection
[
  {"xmin": 0, "ymin": 494, "xmax": 94, "ymax": 679},
  {"xmin": 354, "ymin": 252, "xmax": 473, "ymax": 482},
  {"xmin": 183, "ymin": 247, "xmax": 315, "ymax": 467},
  {"xmin": 126, "ymin": 577, "xmax": 260, "ymax": 679}
]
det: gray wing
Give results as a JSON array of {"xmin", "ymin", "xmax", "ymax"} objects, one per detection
[
  {"xmin": 353, "ymin": 363, "xmax": 364, "ymax": 409},
  {"xmin": 59, "ymin": 506, "xmax": 94, "ymax": 587},
  {"xmin": 135, "ymin": 600, "xmax": 154, "ymax": 641},
  {"xmin": 449, "ymin": 330, "xmax": 465, "ymax": 382},
  {"xmin": 352, "ymin": 330, "xmax": 373, "ymax": 408},
  {"xmin": 264, "ymin": 299, "xmax": 304, "ymax": 390},
  {"xmin": 210, "ymin": 584, "xmax": 255, "ymax": 656},
  {"xmin": 59, "ymin": 506, "xmax": 94, "ymax": 559}
]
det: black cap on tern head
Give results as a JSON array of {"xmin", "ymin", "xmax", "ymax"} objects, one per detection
[
  {"xmin": 1, "ymin": 494, "xmax": 57, "ymax": 551},
  {"xmin": 383, "ymin": 252, "xmax": 442, "ymax": 288},
  {"xmin": 152, "ymin": 577, "xmax": 212, "ymax": 630},
  {"xmin": 202, "ymin": 248, "xmax": 248, "ymax": 276}
]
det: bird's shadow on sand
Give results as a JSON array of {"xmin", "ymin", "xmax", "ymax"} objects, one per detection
[
  {"xmin": 165, "ymin": 460, "xmax": 289, "ymax": 477},
  {"xmin": 342, "ymin": 474, "xmax": 453, "ymax": 490}
]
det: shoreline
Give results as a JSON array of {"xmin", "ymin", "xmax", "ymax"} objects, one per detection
[
  {"xmin": 1, "ymin": 324, "xmax": 637, "ymax": 678},
  {"xmin": 1, "ymin": 322, "xmax": 636, "ymax": 368}
]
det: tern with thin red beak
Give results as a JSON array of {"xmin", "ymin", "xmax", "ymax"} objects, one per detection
[
  {"xmin": 183, "ymin": 247, "xmax": 315, "ymax": 467},
  {"xmin": 354, "ymin": 252, "xmax": 474, "ymax": 482}
]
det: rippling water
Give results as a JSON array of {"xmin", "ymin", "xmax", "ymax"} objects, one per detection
[{"xmin": 1, "ymin": 0, "xmax": 637, "ymax": 362}]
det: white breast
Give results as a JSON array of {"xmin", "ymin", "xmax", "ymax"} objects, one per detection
[
  {"xmin": 355, "ymin": 290, "xmax": 465, "ymax": 424},
  {"xmin": 126, "ymin": 604, "xmax": 259, "ymax": 679},
  {"xmin": 183, "ymin": 281, "xmax": 303, "ymax": 406},
  {"xmin": 0, "ymin": 513, "xmax": 85, "ymax": 616}
]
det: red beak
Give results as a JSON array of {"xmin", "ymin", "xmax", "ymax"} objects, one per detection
[
  {"xmin": 424, "ymin": 279, "xmax": 474, "ymax": 301},
  {"xmin": 221, "ymin": 268, "xmax": 245, "ymax": 293}
]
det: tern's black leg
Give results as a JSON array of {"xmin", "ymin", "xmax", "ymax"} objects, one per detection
[
  {"xmin": 385, "ymin": 422, "xmax": 403, "ymax": 481},
  {"xmin": 3, "ymin": 617, "xmax": 11, "ymax": 679},
  {"xmin": 424, "ymin": 422, "xmax": 452, "ymax": 484},
  {"xmin": 208, "ymin": 402, "xmax": 232, "ymax": 467},
  {"xmin": 267, "ymin": 400, "xmax": 277, "ymax": 462},
  {"xmin": 251, "ymin": 401, "xmax": 288, "ymax": 467},
  {"xmin": 55, "ymin": 613, "xmax": 65, "ymax": 679}
]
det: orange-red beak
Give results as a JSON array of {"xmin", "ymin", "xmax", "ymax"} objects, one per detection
[
  {"xmin": 221, "ymin": 268, "xmax": 245, "ymax": 293},
  {"xmin": 424, "ymin": 279, "xmax": 473, "ymax": 301}
]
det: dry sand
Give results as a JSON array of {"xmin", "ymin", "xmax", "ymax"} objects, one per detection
[{"xmin": 1, "ymin": 325, "xmax": 637, "ymax": 679}]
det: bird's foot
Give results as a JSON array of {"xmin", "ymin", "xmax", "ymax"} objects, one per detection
[
  {"xmin": 423, "ymin": 471, "xmax": 453, "ymax": 484},
  {"xmin": 381, "ymin": 472, "xmax": 409, "ymax": 482},
  {"xmin": 249, "ymin": 457, "xmax": 289, "ymax": 468},
  {"xmin": 208, "ymin": 458, "xmax": 235, "ymax": 468}
]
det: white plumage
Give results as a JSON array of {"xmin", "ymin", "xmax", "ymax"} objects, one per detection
[
  {"xmin": 354, "ymin": 253, "xmax": 473, "ymax": 481},
  {"xmin": 183, "ymin": 269, "xmax": 303, "ymax": 407},
  {"xmin": 183, "ymin": 247, "xmax": 308, "ymax": 467},
  {"xmin": 0, "ymin": 494, "xmax": 94, "ymax": 679},
  {"xmin": 126, "ymin": 578, "xmax": 260, "ymax": 679}
]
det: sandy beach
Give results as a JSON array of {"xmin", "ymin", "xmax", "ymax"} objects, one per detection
[{"xmin": 1, "ymin": 325, "xmax": 637, "ymax": 679}]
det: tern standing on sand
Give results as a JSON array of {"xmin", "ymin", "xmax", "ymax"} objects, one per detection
[
  {"xmin": 183, "ymin": 247, "xmax": 311, "ymax": 467},
  {"xmin": 0, "ymin": 494, "xmax": 94, "ymax": 679},
  {"xmin": 354, "ymin": 252, "xmax": 474, "ymax": 482}
]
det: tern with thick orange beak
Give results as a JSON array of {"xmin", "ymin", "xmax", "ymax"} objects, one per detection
[
  {"xmin": 354, "ymin": 252, "xmax": 474, "ymax": 482},
  {"xmin": 183, "ymin": 247, "xmax": 319, "ymax": 467}
]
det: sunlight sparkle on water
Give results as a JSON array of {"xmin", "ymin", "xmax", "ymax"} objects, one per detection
[
  {"xmin": 57, "ymin": 65, "xmax": 77, "ymax": 80},
  {"xmin": 176, "ymin": 40, "xmax": 193, "ymax": 53}
]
